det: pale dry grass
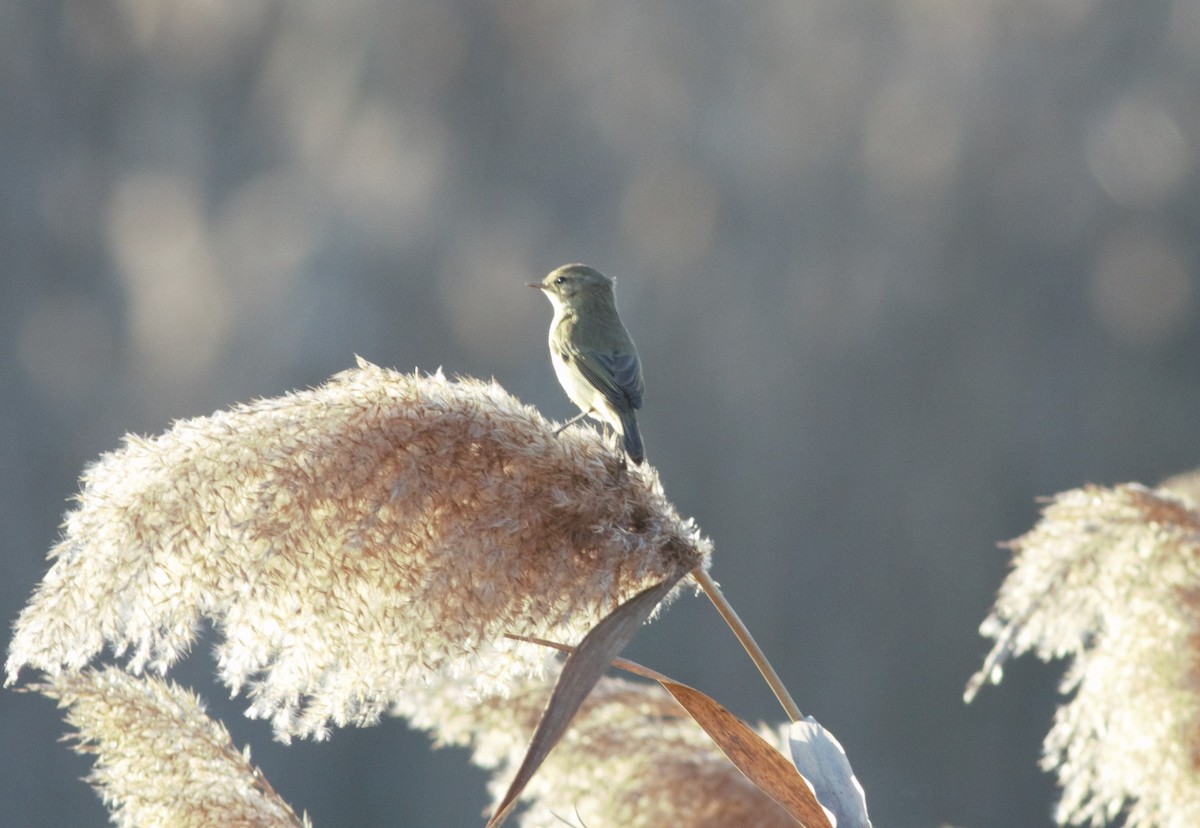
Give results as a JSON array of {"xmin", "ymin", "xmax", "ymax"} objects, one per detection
[
  {"xmin": 38, "ymin": 667, "xmax": 308, "ymax": 828},
  {"xmin": 970, "ymin": 471, "xmax": 1200, "ymax": 827}
]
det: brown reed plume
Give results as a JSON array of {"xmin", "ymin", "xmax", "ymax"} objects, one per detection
[{"xmin": 7, "ymin": 359, "xmax": 709, "ymax": 742}]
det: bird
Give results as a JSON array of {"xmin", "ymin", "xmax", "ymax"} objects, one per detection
[{"xmin": 528, "ymin": 264, "xmax": 645, "ymax": 464}]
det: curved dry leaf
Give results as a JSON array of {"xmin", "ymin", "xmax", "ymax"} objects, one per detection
[
  {"xmin": 660, "ymin": 681, "xmax": 830, "ymax": 827},
  {"xmin": 486, "ymin": 572, "xmax": 688, "ymax": 828},
  {"xmin": 614, "ymin": 659, "xmax": 829, "ymax": 828},
  {"xmin": 509, "ymin": 638, "xmax": 829, "ymax": 828}
]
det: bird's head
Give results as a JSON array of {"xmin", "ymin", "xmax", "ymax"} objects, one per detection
[{"xmin": 527, "ymin": 264, "xmax": 615, "ymax": 312}]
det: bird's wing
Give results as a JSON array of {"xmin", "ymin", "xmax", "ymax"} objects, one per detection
[{"xmin": 570, "ymin": 347, "xmax": 644, "ymax": 411}]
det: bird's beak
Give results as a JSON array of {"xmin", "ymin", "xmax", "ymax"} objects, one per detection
[{"xmin": 526, "ymin": 282, "xmax": 546, "ymax": 290}]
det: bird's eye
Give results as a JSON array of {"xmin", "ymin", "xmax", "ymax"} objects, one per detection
[{"xmin": 554, "ymin": 276, "xmax": 567, "ymax": 285}]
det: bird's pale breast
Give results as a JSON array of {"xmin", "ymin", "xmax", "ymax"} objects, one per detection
[{"xmin": 548, "ymin": 328, "xmax": 626, "ymax": 435}]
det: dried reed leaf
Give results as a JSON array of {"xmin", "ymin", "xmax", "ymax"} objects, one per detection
[
  {"xmin": 486, "ymin": 572, "xmax": 687, "ymax": 828},
  {"xmin": 509, "ymin": 638, "xmax": 827, "ymax": 827},
  {"xmin": 652, "ymin": 679, "xmax": 828, "ymax": 827},
  {"xmin": 599, "ymin": 656, "xmax": 826, "ymax": 827},
  {"xmin": 394, "ymin": 667, "xmax": 799, "ymax": 827}
]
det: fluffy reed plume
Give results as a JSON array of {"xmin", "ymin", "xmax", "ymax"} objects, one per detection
[
  {"xmin": 967, "ymin": 471, "xmax": 1200, "ymax": 827},
  {"xmin": 395, "ymin": 668, "xmax": 798, "ymax": 828},
  {"xmin": 7, "ymin": 359, "xmax": 709, "ymax": 740},
  {"xmin": 37, "ymin": 667, "xmax": 308, "ymax": 828}
]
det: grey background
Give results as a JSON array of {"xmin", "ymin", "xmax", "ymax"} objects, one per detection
[{"xmin": 4, "ymin": 1, "xmax": 1200, "ymax": 826}]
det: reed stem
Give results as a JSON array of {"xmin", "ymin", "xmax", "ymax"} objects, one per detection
[{"xmin": 693, "ymin": 567, "xmax": 803, "ymax": 723}]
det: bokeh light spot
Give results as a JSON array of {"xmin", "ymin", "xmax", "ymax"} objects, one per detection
[
  {"xmin": 1085, "ymin": 94, "xmax": 1190, "ymax": 207},
  {"xmin": 106, "ymin": 173, "xmax": 231, "ymax": 382},
  {"xmin": 1089, "ymin": 228, "xmax": 1192, "ymax": 346},
  {"xmin": 862, "ymin": 77, "xmax": 964, "ymax": 197},
  {"xmin": 212, "ymin": 172, "xmax": 315, "ymax": 306},
  {"xmin": 325, "ymin": 105, "xmax": 448, "ymax": 246}
]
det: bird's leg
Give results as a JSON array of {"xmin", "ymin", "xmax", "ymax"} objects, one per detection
[{"xmin": 554, "ymin": 410, "xmax": 592, "ymax": 435}]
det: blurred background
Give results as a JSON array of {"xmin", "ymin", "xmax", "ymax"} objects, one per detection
[{"xmin": 3, "ymin": 1, "xmax": 1200, "ymax": 826}]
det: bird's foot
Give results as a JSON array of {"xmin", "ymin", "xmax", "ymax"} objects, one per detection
[{"xmin": 553, "ymin": 410, "xmax": 592, "ymax": 436}]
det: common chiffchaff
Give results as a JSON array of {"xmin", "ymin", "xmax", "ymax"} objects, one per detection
[{"xmin": 528, "ymin": 264, "xmax": 645, "ymax": 464}]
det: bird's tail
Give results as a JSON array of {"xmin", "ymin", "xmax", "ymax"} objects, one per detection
[{"xmin": 619, "ymin": 409, "xmax": 645, "ymax": 464}]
